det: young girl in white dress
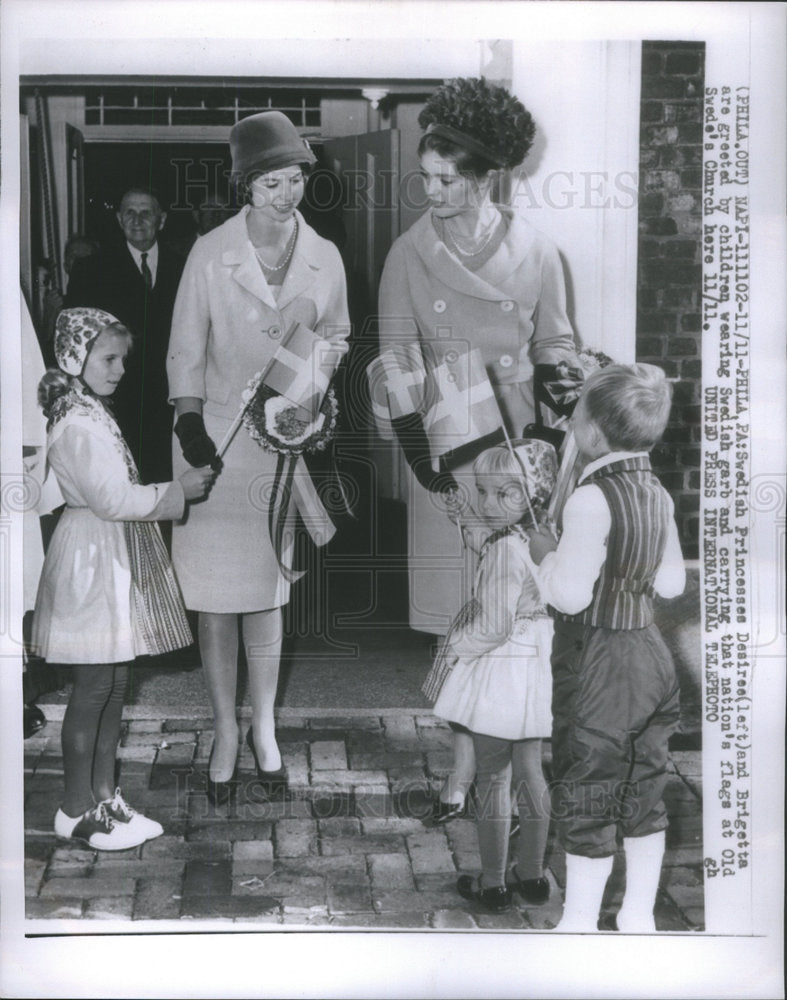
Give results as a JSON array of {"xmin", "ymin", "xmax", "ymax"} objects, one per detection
[
  {"xmin": 432, "ymin": 439, "xmax": 557, "ymax": 913},
  {"xmin": 33, "ymin": 308, "xmax": 214, "ymax": 850}
]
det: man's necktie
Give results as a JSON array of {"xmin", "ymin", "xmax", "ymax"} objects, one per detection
[{"xmin": 140, "ymin": 252, "xmax": 153, "ymax": 290}]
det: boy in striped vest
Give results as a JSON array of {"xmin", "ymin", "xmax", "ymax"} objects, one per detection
[{"xmin": 529, "ymin": 363, "xmax": 686, "ymax": 932}]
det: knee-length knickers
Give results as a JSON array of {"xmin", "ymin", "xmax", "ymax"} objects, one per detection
[{"xmin": 550, "ymin": 620, "xmax": 681, "ymax": 858}]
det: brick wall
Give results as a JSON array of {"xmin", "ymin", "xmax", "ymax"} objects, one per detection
[{"xmin": 637, "ymin": 41, "xmax": 705, "ymax": 560}]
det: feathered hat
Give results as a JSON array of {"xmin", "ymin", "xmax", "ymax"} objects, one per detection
[{"xmin": 419, "ymin": 77, "xmax": 535, "ymax": 169}]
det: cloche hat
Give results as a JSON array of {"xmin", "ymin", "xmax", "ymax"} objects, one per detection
[
  {"xmin": 54, "ymin": 307, "xmax": 124, "ymax": 376},
  {"xmin": 230, "ymin": 111, "xmax": 316, "ymax": 181}
]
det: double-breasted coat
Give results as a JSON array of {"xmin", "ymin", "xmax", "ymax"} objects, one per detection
[
  {"xmin": 167, "ymin": 206, "xmax": 350, "ymax": 613},
  {"xmin": 378, "ymin": 207, "xmax": 578, "ymax": 633}
]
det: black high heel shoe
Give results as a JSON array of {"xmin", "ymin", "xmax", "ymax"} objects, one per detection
[
  {"xmin": 430, "ymin": 798, "xmax": 466, "ymax": 825},
  {"xmin": 246, "ymin": 728, "xmax": 288, "ymax": 799},
  {"xmin": 206, "ymin": 747, "xmax": 238, "ymax": 807}
]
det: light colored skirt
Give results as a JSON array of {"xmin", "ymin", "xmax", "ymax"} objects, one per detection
[
  {"xmin": 32, "ymin": 507, "xmax": 189, "ymax": 663},
  {"xmin": 433, "ymin": 615, "xmax": 554, "ymax": 741},
  {"xmin": 171, "ymin": 407, "xmax": 294, "ymax": 613}
]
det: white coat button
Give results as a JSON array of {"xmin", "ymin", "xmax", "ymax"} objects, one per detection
[
  {"xmin": 433, "ymin": 299, "xmax": 446, "ymax": 313},
  {"xmin": 499, "ymin": 354, "xmax": 514, "ymax": 368},
  {"xmin": 268, "ymin": 324, "xmax": 282, "ymax": 339},
  {"xmin": 501, "ymin": 300, "xmax": 515, "ymax": 312}
]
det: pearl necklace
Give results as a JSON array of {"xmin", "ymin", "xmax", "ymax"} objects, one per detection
[
  {"xmin": 439, "ymin": 214, "xmax": 498, "ymax": 259},
  {"xmin": 254, "ymin": 217, "xmax": 299, "ymax": 273}
]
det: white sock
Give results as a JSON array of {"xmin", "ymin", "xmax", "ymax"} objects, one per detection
[
  {"xmin": 54, "ymin": 806, "xmax": 87, "ymax": 837},
  {"xmin": 558, "ymin": 853, "xmax": 614, "ymax": 932},
  {"xmin": 616, "ymin": 830, "xmax": 666, "ymax": 933}
]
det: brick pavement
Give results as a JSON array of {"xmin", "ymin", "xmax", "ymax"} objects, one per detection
[{"xmin": 24, "ymin": 707, "xmax": 704, "ymax": 930}]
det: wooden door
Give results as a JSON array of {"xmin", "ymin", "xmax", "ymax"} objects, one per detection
[
  {"xmin": 65, "ymin": 124, "xmax": 85, "ymax": 240},
  {"xmin": 323, "ymin": 128, "xmax": 401, "ymax": 309},
  {"xmin": 322, "ymin": 129, "xmax": 406, "ymax": 500}
]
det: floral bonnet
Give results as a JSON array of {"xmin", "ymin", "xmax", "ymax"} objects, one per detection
[
  {"xmin": 509, "ymin": 438, "xmax": 559, "ymax": 513},
  {"xmin": 54, "ymin": 307, "xmax": 123, "ymax": 376}
]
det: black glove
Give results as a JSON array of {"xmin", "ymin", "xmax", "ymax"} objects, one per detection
[
  {"xmin": 533, "ymin": 362, "xmax": 583, "ymax": 418},
  {"xmin": 392, "ymin": 413, "xmax": 458, "ymax": 494},
  {"xmin": 174, "ymin": 412, "xmax": 219, "ymax": 468}
]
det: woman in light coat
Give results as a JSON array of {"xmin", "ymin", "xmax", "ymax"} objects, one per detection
[
  {"xmin": 377, "ymin": 77, "xmax": 578, "ymax": 819},
  {"xmin": 167, "ymin": 112, "xmax": 349, "ymax": 801}
]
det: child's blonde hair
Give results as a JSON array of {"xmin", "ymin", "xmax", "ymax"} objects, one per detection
[
  {"xmin": 38, "ymin": 322, "xmax": 133, "ymax": 422},
  {"xmin": 580, "ymin": 363, "xmax": 672, "ymax": 451},
  {"xmin": 473, "ymin": 445, "xmax": 521, "ymax": 480},
  {"xmin": 473, "ymin": 439, "xmax": 558, "ymax": 527}
]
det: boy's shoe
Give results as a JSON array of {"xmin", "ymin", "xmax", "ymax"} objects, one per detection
[
  {"xmin": 100, "ymin": 788, "xmax": 164, "ymax": 841},
  {"xmin": 457, "ymin": 874, "xmax": 512, "ymax": 913},
  {"xmin": 54, "ymin": 803, "xmax": 147, "ymax": 851},
  {"xmin": 508, "ymin": 867, "xmax": 550, "ymax": 905}
]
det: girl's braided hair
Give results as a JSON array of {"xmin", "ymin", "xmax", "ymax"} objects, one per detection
[
  {"xmin": 38, "ymin": 370, "xmax": 76, "ymax": 422},
  {"xmin": 418, "ymin": 77, "xmax": 535, "ymax": 170}
]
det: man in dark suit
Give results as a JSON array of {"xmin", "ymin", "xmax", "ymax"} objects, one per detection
[{"xmin": 66, "ymin": 187, "xmax": 185, "ymax": 484}]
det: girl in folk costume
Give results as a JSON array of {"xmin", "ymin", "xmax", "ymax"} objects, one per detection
[
  {"xmin": 377, "ymin": 77, "xmax": 579, "ymax": 819},
  {"xmin": 430, "ymin": 439, "xmax": 558, "ymax": 913},
  {"xmin": 33, "ymin": 308, "xmax": 214, "ymax": 849}
]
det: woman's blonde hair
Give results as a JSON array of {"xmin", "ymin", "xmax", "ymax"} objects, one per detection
[{"xmin": 580, "ymin": 363, "xmax": 672, "ymax": 451}]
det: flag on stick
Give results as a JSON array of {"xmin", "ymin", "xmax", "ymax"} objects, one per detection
[
  {"xmin": 501, "ymin": 425, "xmax": 538, "ymax": 528},
  {"xmin": 366, "ymin": 343, "xmax": 427, "ymax": 438},
  {"xmin": 264, "ymin": 322, "xmax": 343, "ymax": 421},
  {"xmin": 366, "ymin": 354, "xmax": 395, "ymax": 440},
  {"xmin": 548, "ymin": 430, "xmax": 581, "ymax": 531},
  {"xmin": 422, "ymin": 347, "xmax": 505, "ymax": 470}
]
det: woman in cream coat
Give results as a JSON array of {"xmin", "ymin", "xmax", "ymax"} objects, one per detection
[
  {"xmin": 378, "ymin": 78, "xmax": 578, "ymax": 821},
  {"xmin": 379, "ymin": 78, "xmax": 578, "ymax": 637},
  {"xmin": 167, "ymin": 112, "xmax": 349, "ymax": 798}
]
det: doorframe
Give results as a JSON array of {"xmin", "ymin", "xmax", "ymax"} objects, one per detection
[
  {"xmin": 29, "ymin": 87, "xmax": 434, "ymax": 290},
  {"xmin": 80, "ymin": 126, "xmax": 246, "ymax": 143},
  {"xmin": 19, "ymin": 116, "xmax": 33, "ymax": 306}
]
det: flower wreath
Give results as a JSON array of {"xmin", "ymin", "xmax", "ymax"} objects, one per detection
[
  {"xmin": 238, "ymin": 373, "xmax": 340, "ymax": 583},
  {"xmin": 241, "ymin": 374, "xmax": 338, "ymax": 457}
]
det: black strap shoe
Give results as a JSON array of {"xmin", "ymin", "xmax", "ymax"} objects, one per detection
[
  {"xmin": 508, "ymin": 867, "xmax": 550, "ymax": 905},
  {"xmin": 430, "ymin": 799, "xmax": 466, "ymax": 825},
  {"xmin": 457, "ymin": 874, "xmax": 512, "ymax": 913}
]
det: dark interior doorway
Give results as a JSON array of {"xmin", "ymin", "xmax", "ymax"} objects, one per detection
[
  {"xmin": 79, "ymin": 138, "xmax": 397, "ymax": 624},
  {"xmin": 83, "ymin": 142, "xmax": 232, "ymax": 250},
  {"xmin": 82, "ymin": 141, "xmax": 347, "ymax": 256}
]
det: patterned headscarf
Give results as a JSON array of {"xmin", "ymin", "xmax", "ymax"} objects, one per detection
[
  {"xmin": 509, "ymin": 438, "xmax": 559, "ymax": 513},
  {"xmin": 54, "ymin": 307, "xmax": 123, "ymax": 376}
]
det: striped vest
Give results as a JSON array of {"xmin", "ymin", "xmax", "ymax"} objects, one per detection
[{"xmin": 555, "ymin": 456, "xmax": 671, "ymax": 630}]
